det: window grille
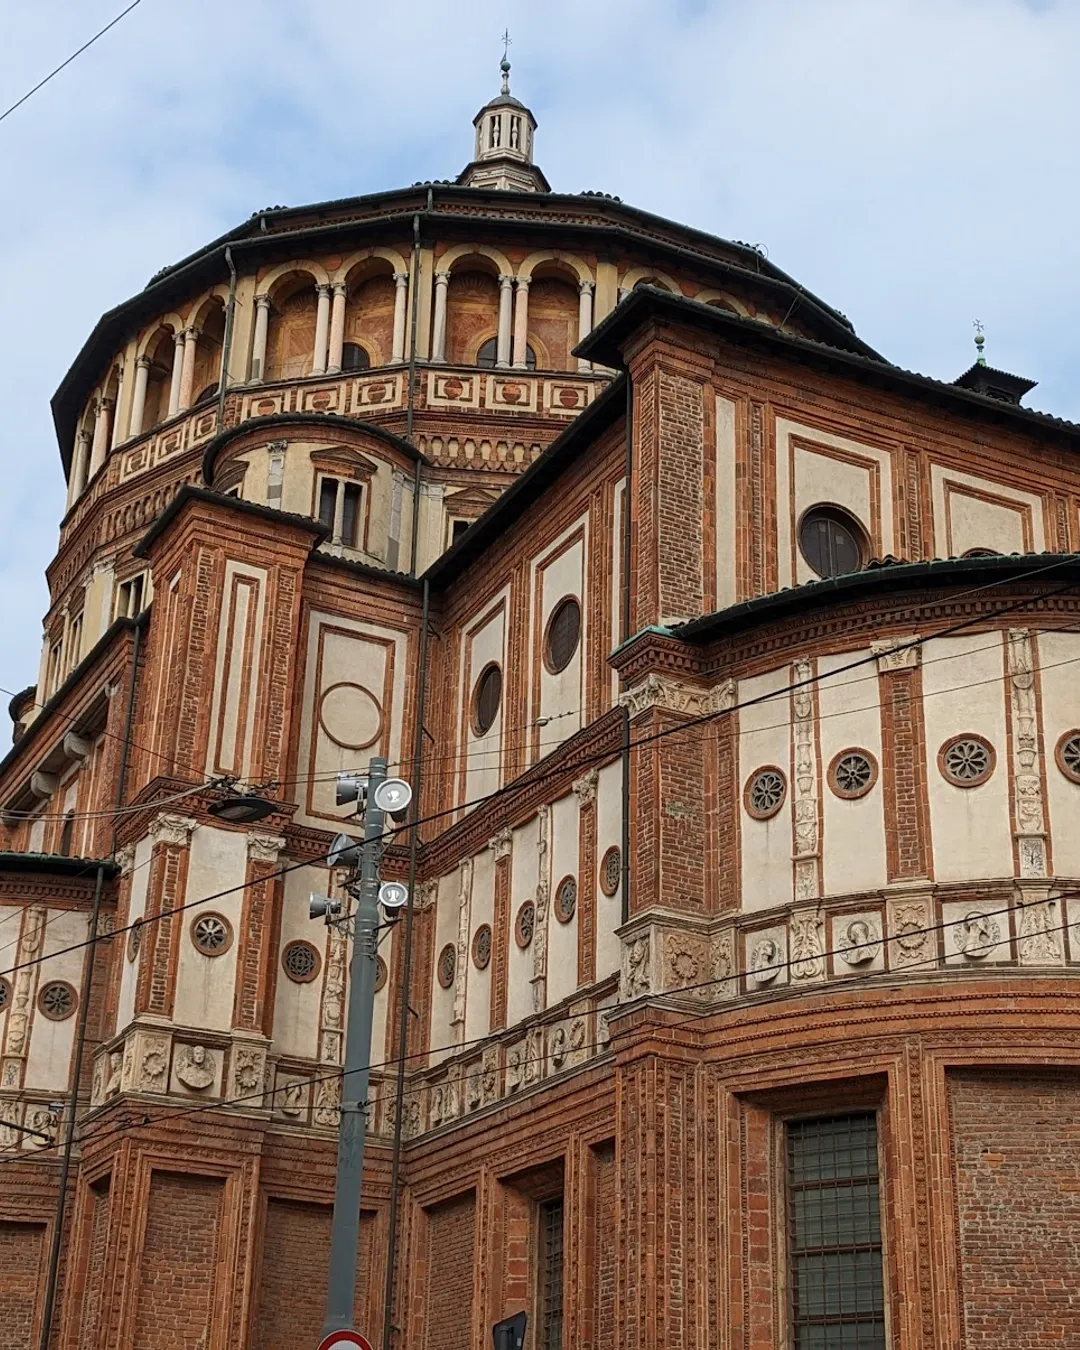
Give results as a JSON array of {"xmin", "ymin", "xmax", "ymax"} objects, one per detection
[
  {"xmin": 787, "ymin": 1113, "xmax": 885, "ymax": 1349},
  {"xmin": 538, "ymin": 1197, "xmax": 564, "ymax": 1350}
]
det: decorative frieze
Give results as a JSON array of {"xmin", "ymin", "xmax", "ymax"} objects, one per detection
[
  {"xmin": 871, "ymin": 636, "xmax": 921, "ymax": 672},
  {"xmin": 620, "ymin": 673, "xmax": 735, "ymax": 720},
  {"xmin": 532, "ymin": 805, "xmax": 551, "ymax": 1012},
  {"xmin": 791, "ymin": 660, "xmax": 821, "ymax": 902},
  {"xmin": 148, "ymin": 813, "xmax": 197, "ymax": 847},
  {"xmin": 1007, "ymin": 629, "xmax": 1048, "ymax": 878},
  {"xmin": 1, "ymin": 905, "xmax": 46, "ymax": 1090},
  {"xmin": 453, "ymin": 860, "xmax": 473, "ymax": 1029}
]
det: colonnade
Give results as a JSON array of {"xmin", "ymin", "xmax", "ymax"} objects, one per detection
[{"xmin": 68, "ymin": 256, "xmax": 604, "ymax": 507}]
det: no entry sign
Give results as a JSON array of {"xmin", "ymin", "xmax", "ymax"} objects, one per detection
[{"xmin": 316, "ymin": 1332, "xmax": 375, "ymax": 1350}]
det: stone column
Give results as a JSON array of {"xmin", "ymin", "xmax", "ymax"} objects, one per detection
[
  {"xmin": 135, "ymin": 813, "xmax": 196, "ymax": 1018},
  {"xmin": 311, "ymin": 283, "xmax": 331, "ymax": 375},
  {"xmin": 250, "ymin": 293, "xmax": 271, "ymax": 382},
  {"xmin": 109, "ymin": 367, "xmax": 126, "ymax": 449},
  {"xmin": 577, "ymin": 280, "xmax": 595, "ymax": 372},
  {"xmin": 167, "ymin": 329, "xmax": 184, "ymax": 414},
  {"xmin": 327, "ymin": 282, "xmax": 347, "ymax": 373},
  {"xmin": 88, "ymin": 397, "xmax": 113, "ymax": 479},
  {"xmin": 128, "ymin": 356, "xmax": 151, "ymax": 439},
  {"xmin": 68, "ymin": 432, "xmax": 91, "ymax": 506},
  {"xmin": 512, "ymin": 276, "xmax": 530, "ymax": 369},
  {"xmin": 391, "ymin": 271, "xmax": 409, "ymax": 362},
  {"xmin": 496, "ymin": 275, "xmax": 514, "ymax": 367},
  {"xmin": 178, "ymin": 327, "xmax": 199, "ymax": 410},
  {"xmin": 431, "ymin": 270, "xmax": 450, "ymax": 363}
]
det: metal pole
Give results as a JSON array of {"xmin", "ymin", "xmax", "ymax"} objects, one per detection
[
  {"xmin": 38, "ymin": 861, "xmax": 105, "ymax": 1350},
  {"xmin": 321, "ymin": 756, "xmax": 387, "ymax": 1337}
]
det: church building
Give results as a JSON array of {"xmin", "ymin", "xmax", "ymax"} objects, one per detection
[{"xmin": 3, "ymin": 61, "xmax": 1080, "ymax": 1350}]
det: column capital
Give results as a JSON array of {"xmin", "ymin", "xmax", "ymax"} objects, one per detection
[
  {"xmin": 148, "ymin": 813, "xmax": 197, "ymax": 847},
  {"xmin": 184, "ymin": 325, "xmax": 201, "ymax": 341},
  {"xmin": 331, "ymin": 280, "xmax": 348, "ymax": 296},
  {"xmin": 434, "ymin": 270, "xmax": 450, "ymax": 286},
  {"xmin": 173, "ymin": 327, "xmax": 186, "ymax": 345},
  {"xmin": 97, "ymin": 395, "xmax": 115, "ymax": 412},
  {"xmin": 77, "ymin": 429, "xmax": 92, "ymax": 445},
  {"xmin": 254, "ymin": 292, "xmax": 271, "ymax": 310},
  {"xmin": 247, "ymin": 832, "xmax": 286, "ymax": 864},
  {"xmin": 393, "ymin": 271, "xmax": 409, "ymax": 287},
  {"xmin": 499, "ymin": 273, "xmax": 514, "ymax": 288},
  {"xmin": 316, "ymin": 282, "xmax": 331, "ymax": 297},
  {"xmin": 578, "ymin": 278, "xmax": 595, "ymax": 295},
  {"xmin": 516, "ymin": 275, "xmax": 531, "ymax": 292},
  {"xmin": 135, "ymin": 355, "xmax": 152, "ymax": 371}
]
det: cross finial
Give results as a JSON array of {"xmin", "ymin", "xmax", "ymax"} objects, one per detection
[
  {"xmin": 500, "ymin": 29, "xmax": 512, "ymax": 93},
  {"xmin": 973, "ymin": 319, "xmax": 986, "ymax": 366}
]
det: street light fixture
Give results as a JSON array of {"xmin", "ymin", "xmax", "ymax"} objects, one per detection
[{"xmin": 208, "ymin": 792, "xmax": 276, "ymax": 824}]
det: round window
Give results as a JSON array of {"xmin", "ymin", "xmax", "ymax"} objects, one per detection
[
  {"xmin": 38, "ymin": 981, "xmax": 77, "ymax": 1021},
  {"xmin": 544, "ymin": 597, "xmax": 582, "ymax": 674},
  {"xmin": 939, "ymin": 734, "xmax": 995, "ymax": 787},
  {"xmin": 472, "ymin": 663, "xmax": 502, "ymax": 736},
  {"xmin": 0, "ymin": 976, "xmax": 10, "ymax": 1012},
  {"xmin": 514, "ymin": 901, "xmax": 535, "ymax": 949},
  {"xmin": 127, "ymin": 921, "xmax": 142, "ymax": 963},
  {"xmin": 437, "ymin": 943, "xmax": 456, "ymax": 990},
  {"xmin": 375, "ymin": 955, "xmax": 388, "ymax": 993},
  {"xmin": 281, "ymin": 940, "xmax": 321, "ymax": 984},
  {"xmin": 472, "ymin": 924, "xmax": 492, "ymax": 970},
  {"xmin": 1055, "ymin": 730, "xmax": 1080, "ymax": 784},
  {"xmin": 827, "ymin": 749, "xmax": 878, "ymax": 800},
  {"xmin": 554, "ymin": 876, "xmax": 577, "ymax": 924},
  {"xmin": 798, "ymin": 506, "xmax": 866, "ymax": 578},
  {"xmin": 191, "ymin": 912, "xmax": 233, "ymax": 956},
  {"xmin": 744, "ymin": 767, "xmax": 787, "ymax": 820},
  {"xmin": 600, "ymin": 846, "xmax": 621, "ymax": 897}
]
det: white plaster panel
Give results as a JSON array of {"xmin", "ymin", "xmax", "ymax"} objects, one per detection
[
  {"xmin": 595, "ymin": 761, "xmax": 623, "ymax": 978},
  {"xmin": 116, "ymin": 834, "xmax": 153, "ymax": 1033},
  {"xmin": 372, "ymin": 922, "xmax": 394, "ymax": 1064},
  {"xmin": 817, "ymin": 651, "xmax": 887, "ymax": 896},
  {"xmin": 1036, "ymin": 631, "xmax": 1080, "ymax": 877},
  {"xmin": 775, "ymin": 418, "xmax": 895, "ymax": 590},
  {"xmin": 546, "ymin": 791, "xmax": 580, "ymax": 1006},
  {"xmin": 739, "ymin": 668, "xmax": 794, "ymax": 913},
  {"xmin": 172, "ymin": 826, "xmax": 246, "ymax": 1032},
  {"xmin": 296, "ymin": 610, "xmax": 408, "ymax": 826},
  {"xmin": 28, "ymin": 815, "xmax": 45, "ymax": 854},
  {"xmin": 428, "ymin": 872, "xmax": 460, "ymax": 1067},
  {"xmin": 206, "ymin": 560, "xmax": 267, "ymax": 781},
  {"xmin": 272, "ymin": 865, "xmax": 327, "ymax": 1061},
  {"xmin": 922, "ymin": 634, "xmax": 1012, "ymax": 882},
  {"xmin": 0, "ymin": 905, "xmax": 18, "ymax": 1040},
  {"xmin": 533, "ymin": 522, "xmax": 586, "ymax": 758},
  {"xmin": 464, "ymin": 848, "xmax": 494, "ymax": 1045},
  {"xmin": 461, "ymin": 595, "xmax": 508, "ymax": 810},
  {"xmin": 929, "ymin": 464, "xmax": 1045, "ymax": 558},
  {"xmin": 24, "ymin": 909, "xmax": 89, "ymax": 1091},
  {"xmin": 507, "ymin": 816, "xmax": 540, "ymax": 1028},
  {"xmin": 715, "ymin": 395, "xmax": 737, "ymax": 610}
]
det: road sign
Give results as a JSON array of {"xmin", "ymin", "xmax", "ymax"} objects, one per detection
[{"xmin": 316, "ymin": 1331, "xmax": 374, "ymax": 1350}]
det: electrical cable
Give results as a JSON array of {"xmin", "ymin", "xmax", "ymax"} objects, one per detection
[
  {"xmin": 0, "ymin": 1, "xmax": 146, "ymax": 126},
  {"xmin": 6, "ymin": 887, "xmax": 1079, "ymax": 1168},
  {"xmin": 2, "ymin": 577, "xmax": 1078, "ymax": 987}
]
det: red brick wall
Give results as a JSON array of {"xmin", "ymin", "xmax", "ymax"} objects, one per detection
[
  {"xmin": 592, "ymin": 1143, "xmax": 616, "ymax": 1350},
  {"xmin": 424, "ymin": 1193, "xmax": 476, "ymax": 1350},
  {"xmin": 133, "ymin": 1173, "xmax": 223, "ymax": 1350},
  {"xmin": 0, "ymin": 1220, "xmax": 45, "ymax": 1346},
  {"xmin": 253, "ymin": 1199, "xmax": 377, "ymax": 1350},
  {"xmin": 78, "ymin": 1180, "xmax": 111, "ymax": 1350},
  {"xmin": 950, "ymin": 1069, "xmax": 1080, "ymax": 1348}
]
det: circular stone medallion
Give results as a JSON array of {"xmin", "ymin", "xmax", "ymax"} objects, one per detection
[{"xmin": 318, "ymin": 682, "xmax": 383, "ymax": 751}]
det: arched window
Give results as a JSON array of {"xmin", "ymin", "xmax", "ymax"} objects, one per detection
[
  {"xmin": 798, "ymin": 506, "xmax": 867, "ymax": 579},
  {"xmin": 477, "ymin": 338, "xmax": 498, "ymax": 368},
  {"xmin": 516, "ymin": 343, "xmax": 537, "ymax": 370},
  {"xmin": 195, "ymin": 382, "xmax": 218, "ymax": 405},
  {"xmin": 341, "ymin": 342, "xmax": 370, "ymax": 372}
]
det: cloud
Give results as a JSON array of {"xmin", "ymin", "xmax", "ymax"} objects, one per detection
[{"xmin": 1, "ymin": 0, "xmax": 1078, "ymax": 691}]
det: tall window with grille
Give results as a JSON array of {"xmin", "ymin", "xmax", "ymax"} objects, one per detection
[
  {"xmin": 537, "ymin": 1196, "xmax": 564, "ymax": 1350},
  {"xmin": 786, "ymin": 1113, "xmax": 886, "ymax": 1349}
]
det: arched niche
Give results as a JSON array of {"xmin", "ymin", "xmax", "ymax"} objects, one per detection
[
  {"xmin": 263, "ymin": 271, "xmax": 319, "ymax": 383},
  {"xmin": 527, "ymin": 262, "xmax": 580, "ymax": 371},
  {"xmin": 142, "ymin": 326, "xmax": 177, "ymax": 429},
  {"xmin": 190, "ymin": 296, "xmax": 226, "ymax": 404},
  {"xmin": 445, "ymin": 258, "xmax": 500, "ymax": 368},
  {"xmin": 343, "ymin": 257, "xmax": 396, "ymax": 368}
]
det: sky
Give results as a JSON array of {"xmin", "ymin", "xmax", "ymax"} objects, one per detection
[{"xmin": 1, "ymin": 0, "xmax": 1079, "ymax": 697}]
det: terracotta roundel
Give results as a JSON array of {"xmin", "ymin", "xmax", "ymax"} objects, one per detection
[
  {"xmin": 554, "ymin": 875, "xmax": 577, "ymax": 924},
  {"xmin": 317, "ymin": 681, "xmax": 383, "ymax": 752},
  {"xmin": 281, "ymin": 940, "xmax": 321, "ymax": 984},
  {"xmin": 744, "ymin": 766, "xmax": 787, "ymax": 820},
  {"xmin": 827, "ymin": 749, "xmax": 878, "ymax": 800},
  {"xmin": 437, "ymin": 943, "xmax": 456, "ymax": 989},
  {"xmin": 939, "ymin": 734, "xmax": 995, "ymax": 788},
  {"xmin": 600, "ymin": 846, "xmax": 621, "ymax": 898},
  {"xmin": 38, "ymin": 981, "xmax": 78, "ymax": 1021},
  {"xmin": 515, "ymin": 901, "xmax": 535, "ymax": 948},
  {"xmin": 472, "ymin": 924, "xmax": 493, "ymax": 970}
]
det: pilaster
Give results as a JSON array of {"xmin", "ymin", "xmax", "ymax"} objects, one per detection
[{"xmin": 135, "ymin": 813, "xmax": 196, "ymax": 1019}]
